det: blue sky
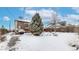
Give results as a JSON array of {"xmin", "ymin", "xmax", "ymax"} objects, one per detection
[{"xmin": 0, "ymin": 7, "xmax": 79, "ymax": 29}]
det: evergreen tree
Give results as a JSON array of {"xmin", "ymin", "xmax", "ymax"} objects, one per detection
[{"xmin": 30, "ymin": 13, "xmax": 43, "ymax": 36}]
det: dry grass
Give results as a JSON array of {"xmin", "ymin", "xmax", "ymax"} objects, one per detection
[{"xmin": 0, "ymin": 36, "xmax": 6, "ymax": 42}]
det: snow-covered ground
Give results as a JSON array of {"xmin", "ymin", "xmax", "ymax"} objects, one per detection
[{"xmin": 0, "ymin": 32, "xmax": 79, "ymax": 51}]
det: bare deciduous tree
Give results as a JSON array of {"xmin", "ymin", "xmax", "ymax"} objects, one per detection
[{"xmin": 48, "ymin": 13, "xmax": 59, "ymax": 36}]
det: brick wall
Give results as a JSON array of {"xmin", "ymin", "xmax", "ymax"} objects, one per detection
[{"xmin": 15, "ymin": 20, "xmax": 30, "ymax": 32}]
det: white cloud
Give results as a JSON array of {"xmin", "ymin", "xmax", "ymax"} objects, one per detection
[
  {"xmin": 61, "ymin": 14, "xmax": 79, "ymax": 25},
  {"xmin": 20, "ymin": 7, "xmax": 79, "ymax": 25},
  {"xmin": 24, "ymin": 8, "xmax": 65, "ymax": 26},
  {"xmin": 24, "ymin": 8, "xmax": 57, "ymax": 21},
  {"xmin": 39, "ymin": 9, "xmax": 56, "ymax": 19},
  {"xmin": 72, "ymin": 7, "xmax": 79, "ymax": 13},
  {"xmin": 19, "ymin": 8, "xmax": 58, "ymax": 24},
  {"xmin": 65, "ymin": 14, "xmax": 79, "ymax": 21},
  {"xmin": 3, "ymin": 16, "xmax": 10, "ymax": 21},
  {"xmin": 25, "ymin": 9, "xmax": 36, "ymax": 16}
]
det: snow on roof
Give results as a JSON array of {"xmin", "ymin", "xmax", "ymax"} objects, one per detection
[
  {"xmin": 44, "ymin": 24, "xmax": 62, "ymax": 28},
  {"xmin": 16, "ymin": 19, "xmax": 31, "ymax": 22}
]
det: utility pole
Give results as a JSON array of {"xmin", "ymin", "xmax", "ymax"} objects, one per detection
[
  {"xmin": 52, "ymin": 14, "xmax": 57, "ymax": 33},
  {"xmin": 9, "ymin": 19, "xmax": 11, "ymax": 31},
  {"xmin": 23, "ymin": 7, "xmax": 26, "ymax": 18}
]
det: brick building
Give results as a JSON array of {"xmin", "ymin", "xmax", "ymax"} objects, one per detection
[
  {"xmin": 74, "ymin": 26, "xmax": 79, "ymax": 33},
  {"xmin": 15, "ymin": 19, "xmax": 30, "ymax": 33}
]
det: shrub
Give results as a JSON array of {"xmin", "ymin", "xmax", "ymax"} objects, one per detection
[{"xmin": 0, "ymin": 25, "xmax": 8, "ymax": 35}]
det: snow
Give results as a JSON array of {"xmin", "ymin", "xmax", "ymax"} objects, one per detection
[
  {"xmin": 18, "ymin": 29, "xmax": 25, "ymax": 32},
  {"xmin": 0, "ymin": 32, "xmax": 78, "ymax": 51},
  {"xmin": 16, "ymin": 19, "xmax": 31, "ymax": 22}
]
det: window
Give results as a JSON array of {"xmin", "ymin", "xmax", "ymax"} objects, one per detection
[{"xmin": 18, "ymin": 26, "xmax": 21, "ymax": 29}]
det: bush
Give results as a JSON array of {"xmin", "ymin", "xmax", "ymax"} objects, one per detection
[
  {"xmin": 2, "ymin": 29, "xmax": 8, "ymax": 34},
  {"xmin": 0, "ymin": 25, "xmax": 8, "ymax": 35}
]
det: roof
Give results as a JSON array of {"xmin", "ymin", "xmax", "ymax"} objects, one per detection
[
  {"xmin": 45, "ymin": 24, "xmax": 62, "ymax": 28},
  {"xmin": 16, "ymin": 19, "xmax": 31, "ymax": 22}
]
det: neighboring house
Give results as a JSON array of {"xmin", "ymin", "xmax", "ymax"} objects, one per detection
[
  {"xmin": 15, "ymin": 19, "xmax": 30, "ymax": 33},
  {"xmin": 74, "ymin": 26, "xmax": 79, "ymax": 33},
  {"xmin": 44, "ymin": 24, "xmax": 76, "ymax": 32}
]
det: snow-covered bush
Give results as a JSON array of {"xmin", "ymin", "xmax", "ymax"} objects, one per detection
[
  {"xmin": 68, "ymin": 38, "xmax": 79, "ymax": 50},
  {"xmin": 30, "ymin": 13, "xmax": 43, "ymax": 36},
  {"xmin": 69, "ymin": 43, "xmax": 79, "ymax": 50},
  {"xmin": 9, "ymin": 48, "xmax": 16, "ymax": 51},
  {"xmin": 52, "ymin": 32, "xmax": 58, "ymax": 36}
]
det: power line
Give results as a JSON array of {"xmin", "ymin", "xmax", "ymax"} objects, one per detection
[
  {"xmin": 5, "ymin": 8, "xmax": 16, "ymax": 30},
  {"xmin": 6, "ymin": 8, "xmax": 16, "ymax": 18}
]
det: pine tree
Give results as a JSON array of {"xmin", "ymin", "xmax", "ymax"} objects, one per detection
[{"xmin": 30, "ymin": 13, "xmax": 43, "ymax": 36}]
